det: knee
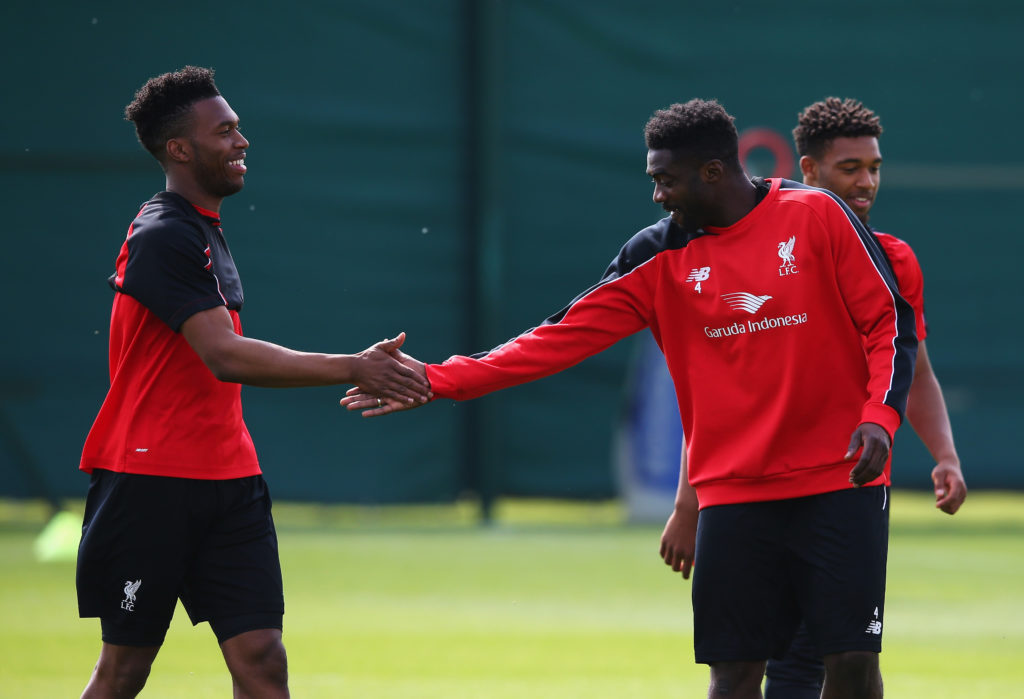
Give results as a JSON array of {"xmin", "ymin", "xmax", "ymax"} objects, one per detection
[
  {"xmin": 254, "ymin": 638, "xmax": 288, "ymax": 687},
  {"xmin": 710, "ymin": 660, "xmax": 766, "ymax": 696},
  {"xmin": 824, "ymin": 650, "xmax": 881, "ymax": 692},
  {"xmin": 90, "ymin": 657, "xmax": 153, "ymax": 698},
  {"xmin": 225, "ymin": 632, "xmax": 288, "ymax": 690}
]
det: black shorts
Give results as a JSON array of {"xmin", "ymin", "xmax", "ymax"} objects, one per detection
[
  {"xmin": 77, "ymin": 469, "xmax": 284, "ymax": 647},
  {"xmin": 692, "ymin": 486, "xmax": 889, "ymax": 664}
]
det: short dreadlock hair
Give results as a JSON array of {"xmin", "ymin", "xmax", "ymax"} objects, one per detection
[
  {"xmin": 124, "ymin": 66, "xmax": 221, "ymax": 162},
  {"xmin": 793, "ymin": 97, "xmax": 882, "ymax": 160},
  {"xmin": 644, "ymin": 98, "xmax": 741, "ymax": 168}
]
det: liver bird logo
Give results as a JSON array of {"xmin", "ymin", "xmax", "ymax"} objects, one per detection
[
  {"xmin": 124, "ymin": 579, "xmax": 142, "ymax": 603},
  {"xmin": 778, "ymin": 236, "xmax": 796, "ymax": 265}
]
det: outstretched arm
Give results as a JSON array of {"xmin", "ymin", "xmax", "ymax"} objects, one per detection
[
  {"xmin": 181, "ymin": 305, "xmax": 431, "ymax": 403},
  {"xmin": 659, "ymin": 441, "xmax": 698, "ymax": 580},
  {"xmin": 906, "ymin": 340, "xmax": 966, "ymax": 514}
]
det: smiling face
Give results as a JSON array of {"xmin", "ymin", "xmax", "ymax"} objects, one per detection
[
  {"xmin": 801, "ymin": 135, "xmax": 881, "ymax": 224},
  {"xmin": 185, "ymin": 96, "xmax": 249, "ymax": 200},
  {"xmin": 163, "ymin": 96, "xmax": 249, "ymax": 211},
  {"xmin": 646, "ymin": 148, "xmax": 713, "ymax": 232}
]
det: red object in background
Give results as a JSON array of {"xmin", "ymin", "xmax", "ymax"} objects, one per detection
[{"xmin": 739, "ymin": 128, "xmax": 796, "ymax": 179}]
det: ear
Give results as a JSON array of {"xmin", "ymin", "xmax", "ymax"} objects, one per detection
[
  {"xmin": 799, "ymin": 155, "xmax": 818, "ymax": 184},
  {"xmin": 700, "ymin": 159, "xmax": 723, "ymax": 183},
  {"xmin": 165, "ymin": 138, "xmax": 191, "ymax": 164}
]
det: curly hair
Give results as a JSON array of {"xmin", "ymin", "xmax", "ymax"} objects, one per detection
[
  {"xmin": 124, "ymin": 66, "xmax": 221, "ymax": 161},
  {"xmin": 792, "ymin": 97, "xmax": 882, "ymax": 160},
  {"xmin": 643, "ymin": 99, "xmax": 740, "ymax": 167}
]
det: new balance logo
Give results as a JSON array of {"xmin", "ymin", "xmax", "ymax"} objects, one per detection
[
  {"xmin": 686, "ymin": 267, "xmax": 710, "ymax": 282},
  {"xmin": 865, "ymin": 607, "xmax": 882, "ymax": 635},
  {"xmin": 687, "ymin": 267, "xmax": 710, "ymax": 294},
  {"xmin": 121, "ymin": 579, "xmax": 142, "ymax": 612},
  {"xmin": 721, "ymin": 292, "xmax": 772, "ymax": 314}
]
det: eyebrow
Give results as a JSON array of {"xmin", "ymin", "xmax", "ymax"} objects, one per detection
[{"xmin": 836, "ymin": 157, "xmax": 882, "ymax": 166}]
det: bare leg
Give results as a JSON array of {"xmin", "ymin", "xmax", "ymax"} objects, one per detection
[
  {"xmin": 81, "ymin": 643, "xmax": 160, "ymax": 698},
  {"xmin": 220, "ymin": 628, "xmax": 289, "ymax": 698},
  {"xmin": 709, "ymin": 660, "xmax": 767, "ymax": 698},
  {"xmin": 822, "ymin": 651, "xmax": 882, "ymax": 699}
]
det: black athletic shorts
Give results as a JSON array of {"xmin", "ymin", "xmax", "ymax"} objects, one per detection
[
  {"xmin": 77, "ymin": 469, "xmax": 284, "ymax": 647},
  {"xmin": 692, "ymin": 486, "xmax": 889, "ymax": 664}
]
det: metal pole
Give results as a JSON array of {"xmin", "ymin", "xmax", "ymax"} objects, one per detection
[{"xmin": 461, "ymin": 0, "xmax": 504, "ymax": 523}]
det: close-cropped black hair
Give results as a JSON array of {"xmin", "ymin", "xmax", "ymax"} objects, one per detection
[
  {"xmin": 643, "ymin": 98, "xmax": 740, "ymax": 167},
  {"xmin": 124, "ymin": 66, "xmax": 221, "ymax": 162},
  {"xmin": 793, "ymin": 97, "xmax": 882, "ymax": 160}
]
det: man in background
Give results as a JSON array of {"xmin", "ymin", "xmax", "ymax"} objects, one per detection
[{"xmin": 759, "ymin": 96, "xmax": 968, "ymax": 698}]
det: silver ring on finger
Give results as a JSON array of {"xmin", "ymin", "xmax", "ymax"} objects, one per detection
[{"xmin": 377, "ymin": 398, "xmax": 383, "ymax": 408}]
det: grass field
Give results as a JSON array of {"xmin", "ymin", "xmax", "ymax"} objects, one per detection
[{"xmin": 2, "ymin": 491, "xmax": 1022, "ymax": 697}]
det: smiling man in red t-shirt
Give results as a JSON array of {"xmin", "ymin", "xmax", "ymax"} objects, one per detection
[{"xmin": 77, "ymin": 66, "xmax": 430, "ymax": 699}]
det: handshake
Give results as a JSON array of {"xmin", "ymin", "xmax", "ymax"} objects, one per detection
[{"xmin": 346, "ymin": 332, "xmax": 431, "ymax": 417}]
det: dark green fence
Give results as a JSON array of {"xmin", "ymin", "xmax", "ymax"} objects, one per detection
[{"xmin": 1, "ymin": 1, "xmax": 1021, "ymax": 506}]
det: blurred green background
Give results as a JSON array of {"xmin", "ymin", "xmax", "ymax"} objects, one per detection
[{"xmin": 1, "ymin": 1, "xmax": 1021, "ymax": 507}]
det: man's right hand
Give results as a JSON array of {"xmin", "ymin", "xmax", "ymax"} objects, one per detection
[
  {"xmin": 350, "ymin": 333, "xmax": 431, "ymax": 405},
  {"xmin": 660, "ymin": 503, "xmax": 698, "ymax": 580}
]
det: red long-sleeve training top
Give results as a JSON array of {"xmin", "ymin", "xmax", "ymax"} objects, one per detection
[{"xmin": 427, "ymin": 178, "xmax": 917, "ymax": 507}]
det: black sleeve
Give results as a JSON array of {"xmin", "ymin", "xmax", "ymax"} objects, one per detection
[{"xmin": 113, "ymin": 212, "xmax": 228, "ymax": 331}]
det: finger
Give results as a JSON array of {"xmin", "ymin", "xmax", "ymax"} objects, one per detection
[
  {"xmin": 381, "ymin": 387, "xmax": 425, "ymax": 404},
  {"xmin": 849, "ymin": 451, "xmax": 873, "ymax": 486},
  {"xmin": 682, "ymin": 555, "xmax": 693, "ymax": 580},
  {"xmin": 392, "ymin": 373, "xmax": 433, "ymax": 401},
  {"xmin": 937, "ymin": 479, "xmax": 967, "ymax": 515},
  {"xmin": 844, "ymin": 429, "xmax": 863, "ymax": 461},
  {"xmin": 381, "ymin": 361, "xmax": 425, "ymax": 385},
  {"xmin": 385, "ymin": 362, "xmax": 431, "ymax": 391},
  {"xmin": 660, "ymin": 541, "xmax": 679, "ymax": 570},
  {"xmin": 340, "ymin": 396, "xmax": 381, "ymax": 411},
  {"xmin": 340, "ymin": 391, "xmax": 372, "ymax": 403},
  {"xmin": 375, "ymin": 331, "xmax": 406, "ymax": 352},
  {"xmin": 365, "ymin": 373, "xmax": 425, "ymax": 403},
  {"xmin": 935, "ymin": 491, "xmax": 954, "ymax": 513},
  {"xmin": 359, "ymin": 398, "xmax": 405, "ymax": 417}
]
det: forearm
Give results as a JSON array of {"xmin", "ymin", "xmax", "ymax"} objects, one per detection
[
  {"xmin": 673, "ymin": 447, "xmax": 699, "ymax": 513},
  {"xmin": 202, "ymin": 335, "xmax": 360, "ymax": 387},
  {"xmin": 906, "ymin": 371, "xmax": 960, "ymax": 466}
]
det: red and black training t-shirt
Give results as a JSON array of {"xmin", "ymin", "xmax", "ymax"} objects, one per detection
[
  {"xmin": 874, "ymin": 230, "xmax": 928, "ymax": 342},
  {"xmin": 80, "ymin": 191, "xmax": 260, "ymax": 479}
]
